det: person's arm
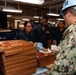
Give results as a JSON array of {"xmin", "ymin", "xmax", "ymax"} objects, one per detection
[
  {"xmin": 34, "ymin": 42, "xmax": 48, "ymax": 52},
  {"xmin": 45, "ymin": 27, "xmax": 76, "ymax": 75},
  {"xmin": 17, "ymin": 30, "xmax": 29, "ymax": 41},
  {"xmin": 47, "ymin": 39, "xmax": 51, "ymax": 48},
  {"xmin": 47, "ymin": 48, "xmax": 76, "ymax": 75}
]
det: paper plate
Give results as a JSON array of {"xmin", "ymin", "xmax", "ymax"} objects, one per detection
[
  {"xmin": 39, "ymin": 48, "xmax": 52, "ymax": 53},
  {"xmin": 0, "ymin": 42, "xmax": 4, "ymax": 44}
]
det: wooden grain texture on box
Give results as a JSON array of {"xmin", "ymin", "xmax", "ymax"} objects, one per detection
[
  {"xmin": 36, "ymin": 51, "xmax": 56, "ymax": 67},
  {"xmin": 0, "ymin": 40, "xmax": 37, "ymax": 75}
]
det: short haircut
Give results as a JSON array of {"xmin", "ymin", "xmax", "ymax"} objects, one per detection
[
  {"xmin": 42, "ymin": 16, "xmax": 48, "ymax": 20},
  {"xmin": 64, "ymin": 6, "xmax": 76, "ymax": 16},
  {"xmin": 68, "ymin": 6, "xmax": 76, "ymax": 16},
  {"xmin": 59, "ymin": 21, "xmax": 65, "ymax": 25},
  {"xmin": 24, "ymin": 21, "xmax": 31, "ymax": 27}
]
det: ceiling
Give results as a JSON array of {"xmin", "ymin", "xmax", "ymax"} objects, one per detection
[{"xmin": 0, "ymin": 0, "xmax": 65, "ymax": 21}]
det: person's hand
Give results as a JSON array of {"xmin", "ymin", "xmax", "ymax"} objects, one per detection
[
  {"xmin": 51, "ymin": 49, "xmax": 57, "ymax": 55},
  {"xmin": 34, "ymin": 42, "xmax": 37, "ymax": 47},
  {"xmin": 34, "ymin": 42, "xmax": 43, "ymax": 50},
  {"xmin": 50, "ymin": 45, "xmax": 58, "ymax": 54},
  {"xmin": 43, "ymin": 69, "xmax": 52, "ymax": 75}
]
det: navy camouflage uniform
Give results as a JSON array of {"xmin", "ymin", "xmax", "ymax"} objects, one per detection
[{"xmin": 48, "ymin": 22, "xmax": 76, "ymax": 75}]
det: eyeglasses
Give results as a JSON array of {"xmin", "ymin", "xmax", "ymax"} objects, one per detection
[
  {"xmin": 26, "ymin": 26, "xmax": 32, "ymax": 27},
  {"xmin": 63, "ymin": 11, "xmax": 68, "ymax": 16}
]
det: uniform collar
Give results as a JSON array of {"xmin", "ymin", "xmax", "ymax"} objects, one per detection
[{"xmin": 62, "ymin": 21, "xmax": 76, "ymax": 40}]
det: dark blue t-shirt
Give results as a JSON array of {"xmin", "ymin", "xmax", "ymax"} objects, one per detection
[{"xmin": 33, "ymin": 23, "xmax": 52, "ymax": 48}]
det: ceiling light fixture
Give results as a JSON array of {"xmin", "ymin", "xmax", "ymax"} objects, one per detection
[
  {"xmin": 2, "ymin": 7, "xmax": 22, "ymax": 13},
  {"xmin": 33, "ymin": 10, "xmax": 39, "ymax": 18},
  {"xmin": 33, "ymin": 9, "xmax": 42, "ymax": 19},
  {"xmin": 7, "ymin": 15, "xmax": 12, "ymax": 17},
  {"xmin": 47, "ymin": 4, "xmax": 60, "ymax": 16},
  {"xmin": 14, "ymin": 0, "xmax": 44, "ymax": 5},
  {"xmin": 22, "ymin": 18, "xmax": 30, "ymax": 21},
  {"xmin": 33, "ymin": 16, "xmax": 39, "ymax": 18},
  {"xmin": 14, "ymin": 20, "xmax": 21, "ymax": 22},
  {"xmin": 2, "ymin": 0, "xmax": 22, "ymax": 13},
  {"xmin": 35, "ymin": 21, "xmax": 39, "ymax": 23},
  {"xmin": 57, "ymin": 18, "xmax": 64, "ymax": 21},
  {"xmin": 47, "ymin": 13, "xmax": 60, "ymax": 16}
]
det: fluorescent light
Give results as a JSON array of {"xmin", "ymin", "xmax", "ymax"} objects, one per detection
[
  {"xmin": 19, "ymin": 24, "xmax": 24, "ymax": 27},
  {"xmin": 7, "ymin": 15, "xmax": 12, "ymax": 17},
  {"xmin": 2, "ymin": 7, "xmax": 22, "ymax": 13},
  {"xmin": 48, "ymin": 21, "xmax": 52, "ymax": 24},
  {"xmin": 14, "ymin": 20, "xmax": 21, "ymax": 22},
  {"xmin": 14, "ymin": 0, "xmax": 44, "ymax": 5},
  {"xmin": 21, "ymin": 21, "xmax": 25, "ymax": 23},
  {"xmin": 57, "ymin": 18, "xmax": 64, "ymax": 21},
  {"xmin": 47, "ymin": 13, "xmax": 60, "ymax": 16},
  {"xmin": 33, "ymin": 16, "xmax": 39, "ymax": 18},
  {"xmin": 35, "ymin": 21, "xmax": 39, "ymax": 23},
  {"xmin": 22, "ymin": 18, "xmax": 30, "ymax": 21}
]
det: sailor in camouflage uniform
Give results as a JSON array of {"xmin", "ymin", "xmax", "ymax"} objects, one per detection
[{"xmin": 47, "ymin": 0, "xmax": 76, "ymax": 75}]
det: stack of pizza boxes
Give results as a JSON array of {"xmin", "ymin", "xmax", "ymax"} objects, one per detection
[
  {"xmin": 36, "ymin": 51, "xmax": 56, "ymax": 68},
  {"xmin": 0, "ymin": 40, "xmax": 37, "ymax": 75}
]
